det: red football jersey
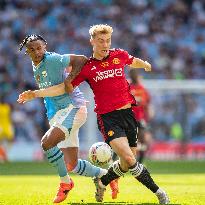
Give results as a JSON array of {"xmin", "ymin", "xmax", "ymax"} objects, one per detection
[
  {"xmin": 130, "ymin": 83, "xmax": 151, "ymax": 122},
  {"xmin": 71, "ymin": 49, "xmax": 135, "ymax": 114}
]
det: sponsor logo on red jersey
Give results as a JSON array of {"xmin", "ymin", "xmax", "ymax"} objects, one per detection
[{"xmin": 93, "ymin": 68, "xmax": 123, "ymax": 82}]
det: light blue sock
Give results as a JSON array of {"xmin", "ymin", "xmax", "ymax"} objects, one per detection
[
  {"xmin": 45, "ymin": 146, "xmax": 67, "ymax": 177},
  {"xmin": 72, "ymin": 159, "xmax": 106, "ymax": 177}
]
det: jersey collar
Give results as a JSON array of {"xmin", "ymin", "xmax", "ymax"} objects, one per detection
[
  {"xmin": 91, "ymin": 50, "xmax": 110, "ymax": 61},
  {"xmin": 32, "ymin": 52, "xmax": 47, "ymax": 70}
]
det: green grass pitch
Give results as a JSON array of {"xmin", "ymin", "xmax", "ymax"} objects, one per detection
[{"xmin": 0, "ymin": 160, "xmax": 205, "ymax": 205}]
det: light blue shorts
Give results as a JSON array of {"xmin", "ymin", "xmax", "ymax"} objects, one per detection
[{"xmin": 49, "ymin": 104, "xmax": 87, "ymax": 148}]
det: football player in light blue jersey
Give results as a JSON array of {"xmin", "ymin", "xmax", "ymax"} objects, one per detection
[{"xmin": 17, "ymin": 35, "xmax": 108, "ymax": 203}]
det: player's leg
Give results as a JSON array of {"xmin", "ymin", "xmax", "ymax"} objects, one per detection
[
  {"xmin": 126, "ymin": 114, "xmax": 170, "ymax": 204},
  {"xmin": 57, "ymin": 106, "xmax": 109, "ymax": 202},
  {"xmin": 111, "ymin": 145, "xmax": 136, "ymax": 196},
  {"xmin": 42, "ymin": 105, "xmax": 80, "ymax": 203},
  {"xmin": 41, "ymin": 127, "xmax": 68, "ymax": 181},
  {"xmin": 93, "ymin": 137, "xmax": 136, "ymax": 202},
  {"xmin": 99, "ymin": 135, "xmax": 169, "ymax": 204},
  {"xmin": 98, "ymin": 109, "xmax": 170, "ymax": 204},
  {"xmin": 108, "ymin": 140, "xmax": 136, "ymax": 200},
  {"xmin": 97, "ymin": 109, "xmax": 137, "ymax": 183},
  {"xmin": 41, "ymin": 126, "xmax": 74, "ymax": 203},
  {"xmin": 128, "ymin": 156, "xmax": 170, "ymax": 204},
  {"xmin": 95, "ymin": 112, "xmax": 131, "ymax": 201},
  {"xmin": 43, "ymin": 104, "xmax": 80, "ymax": 182},
  {"xmin": 60, "ymin": 145, "xmax": 108, "ymax": 203},
  {"xmin": 59, "ymin": 132, "xmax": 107, "ymax": 179},
  {"xmin": 50, "ymin": 106, "xmax": 84, "ymax": 204},
  {"xmin": 61, "ymin": 147, "xmax": 78, "ymax": 172},
  {"xmin": 59, "ymin": 105, "xmax": 107, "ymax": 178},
  {"xmin": 95, "ymin": 112, "xmax": 133, "ymax": 201},
  {"xmin": 100, "ymin": 137, "xmax": 136, "ymax": 185}
]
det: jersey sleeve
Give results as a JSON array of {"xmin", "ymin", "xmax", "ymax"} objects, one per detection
[
  {"xmin": 60, "ymin": 54, "xmax": 70, "ymax": 67},
  {"xmin": 120, "ymin": 49, "xmax": 134, "ymax": 65},
  {"xmin": 50, "ymin": 53, "xmax": 70, "ymax": 72},
  {"xmin": 71, "ymin": 70, "xmax": 86, "ymax": 87}
]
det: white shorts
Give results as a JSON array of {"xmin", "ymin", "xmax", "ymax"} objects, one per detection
[{"xmin": 49, "ymin": 104, "xmax": 87, "ymax": 148}]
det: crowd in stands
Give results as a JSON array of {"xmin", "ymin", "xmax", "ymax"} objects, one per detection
[{"xmin": 0, "ymin": 0, "xmax": 205, "ymax": 143}]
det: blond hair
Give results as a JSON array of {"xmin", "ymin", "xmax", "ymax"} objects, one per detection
[{"xmin": 89, "ymin": 24, "xmax": 113, "ymax": 38}]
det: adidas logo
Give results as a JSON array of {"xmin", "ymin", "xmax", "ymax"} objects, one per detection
[{"xmin": 91, "ymin": 66, "xmax": 96, "ymax": 70}]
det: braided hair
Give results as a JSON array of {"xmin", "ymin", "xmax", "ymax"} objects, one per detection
[{"xmin": 19, "ymin": 34, "xmax": 47, "ymax": 51}]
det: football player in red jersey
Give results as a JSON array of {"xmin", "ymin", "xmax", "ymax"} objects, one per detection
[
  {"xmin": 66, "ymin": 24, "xmax": 169, "ymax": 204},
  {"xmin": 129, "ymin": 69, "xmax": 153, "ymax": 163},
  {"xmin": 24, "ymin": 24, "xmax": 169, "ymax": 204}
]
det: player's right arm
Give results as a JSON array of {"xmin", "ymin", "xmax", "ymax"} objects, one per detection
[
  {"xmin": 17, "ymin": 55, "xmax": 88, "ymax": 103},
  {"xmin": 67, "ymin": 55, "xmax": 87, "ymax": 83},
  {"xmin": 64, "ymin": 56, "xmax": 87, "ymax": 93},
  {"xmin": 17, "ymin": 83, "xmax": 65, "ymax": 104},
  {"xmin": 63, "ymin": 55, "xmax": 87, "ymax": 93},
  {"xmin": 36, "ymin": 54, "xmax": 87, "ymax": 96}
]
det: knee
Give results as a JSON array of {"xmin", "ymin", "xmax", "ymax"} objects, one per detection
[
  {"xmin": 41, "ymin": 136, "xmax": 52, "ymax": 151},
  {"xmin": 123, "ymin": 154, "xmax": 136, "ymax": 167}
]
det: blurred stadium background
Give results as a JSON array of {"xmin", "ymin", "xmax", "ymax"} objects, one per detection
[{"xmin": 0, "ymin": 0, "xmax": 205, "ymax": 163}]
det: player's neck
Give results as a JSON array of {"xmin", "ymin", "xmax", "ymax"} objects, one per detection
[
  {"xmin": 32, "ymin": 56, "xmax": 44, "ymax": 66},
  {"xmin": 93, "ymin": 52, "xmax": 108, "ymax": 60},
  {"xmin": 33, "ymin": 60, "xmax": 41, "ymax": 66}
]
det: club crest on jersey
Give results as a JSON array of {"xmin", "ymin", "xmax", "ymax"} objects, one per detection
[
  {"xmin": 101, "ymin": 62, "xmax": 109, "ymax": 68},
  {"xmin": 36, "ymin": 74, "xmax": 40, "ymax": 82},
  {"xmin": 112, "ymin": 58, "xmax": 120, "ymax": 64},
  {"xmin": 108, "ymin": 130, "xmax": 114, "ymax": 137},
  {"xmin": 42, "ymin": 71, "xmax": 47, "ymax": 78}
]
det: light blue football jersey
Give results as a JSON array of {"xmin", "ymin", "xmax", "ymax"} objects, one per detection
[{"xmin": 32, "ymin": 52, "xmax": 85, "ymax": 120}]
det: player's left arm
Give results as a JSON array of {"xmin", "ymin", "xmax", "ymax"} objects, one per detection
[
  {"xmin": 129, "ymin": 57, "xmax": 151, "ymax": 72},
  {"xmin": 121, "ymin": 49, "xmax": 151, "ymax": 72}
]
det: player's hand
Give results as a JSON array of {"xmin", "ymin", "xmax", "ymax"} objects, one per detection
[
  {"xmin": 64, "ymin": 80, "xmax": 74, "ymax": 93},
  {"xmin": 144, "ymin": 61, "xmax": 151, "ymax": 72},
  {"xmin": 17, "ymin": 90, "xmax": 36, "ymax": 104}
]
